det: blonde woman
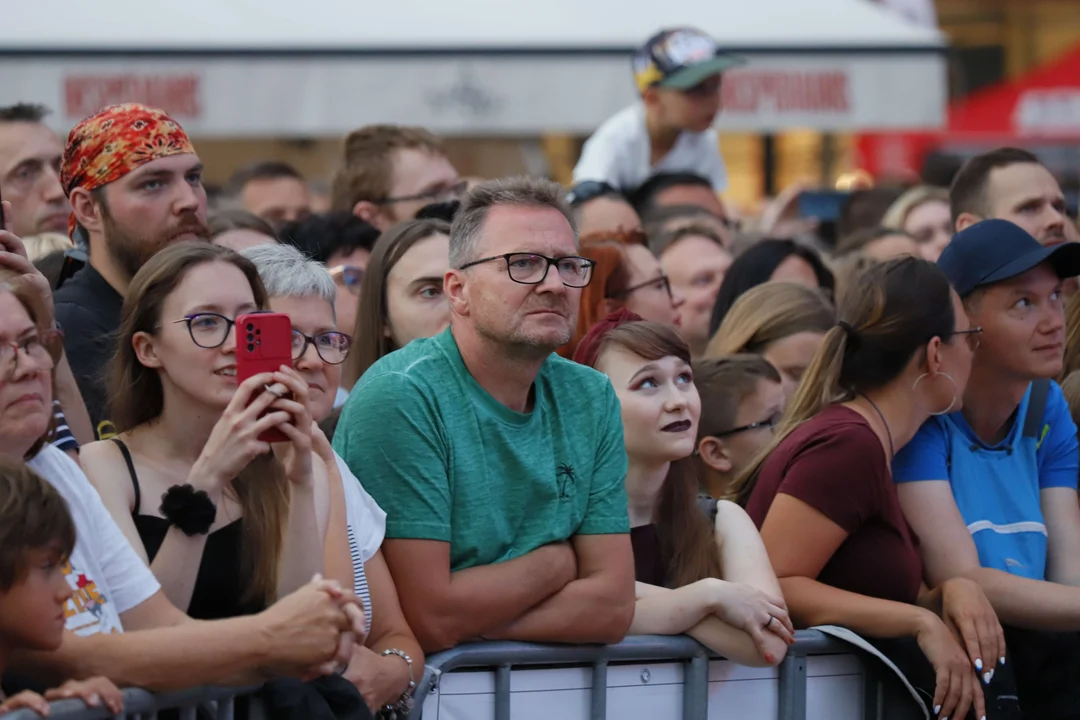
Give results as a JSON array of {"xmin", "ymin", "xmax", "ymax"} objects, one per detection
[
  {"xmin": 21, "ymin": 232, "xmax": 74, "ymax": 262},
  {"xmin": 881, "ymin": 186, "xmax": 952, "ymax": 262},
  {"xmin": 705, "ymin": 282, "xmax": 835, "ymax": 401}
]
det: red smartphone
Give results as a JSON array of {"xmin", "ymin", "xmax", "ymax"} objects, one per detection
[{"xmin": 236, "ymin": 312, "xmax": 293, "ymax": 444}]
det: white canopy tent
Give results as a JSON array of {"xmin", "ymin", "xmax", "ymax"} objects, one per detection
[{"xmin": 1, "ymin": 0, "xmax": 947, "ymax": 136}]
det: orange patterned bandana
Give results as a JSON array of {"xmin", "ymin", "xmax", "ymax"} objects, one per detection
[{"xmin": 60, "ymin": 103, "xmax": 195, "ymax": 236}]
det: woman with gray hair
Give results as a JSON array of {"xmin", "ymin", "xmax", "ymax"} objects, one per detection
[{"xmin": 242, "ymin": 243, "xmax": 423, "ymax": 715}]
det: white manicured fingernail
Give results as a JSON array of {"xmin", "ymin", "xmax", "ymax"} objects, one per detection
[
  {"xmin": 1000, "ymin": 656, "xmax": 1006, "ymax": 665},
  {"xmin": 983, "ymin": 671, "xmax": 992, "ymax": 684},
  {"xmin": 933, "ymin": 706, "xmax": 941, "ymax": 715},
  {"xmin": 974, "ymin": 657, "xmax": 983, "ymax": 671}
]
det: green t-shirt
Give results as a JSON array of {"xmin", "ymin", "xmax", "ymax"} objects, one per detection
[{"xmin": 333, "ymin": 328, "xmax": 629, "ymax": 573}]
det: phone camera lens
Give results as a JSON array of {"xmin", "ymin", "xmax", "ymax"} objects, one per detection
[
  {"xmin": 247, "ymin": 343, "xmax": 255, "ymax": 352},
  {"xmin": 247, "ymin": 333, "xmax": 254, "ymax": 342},
  {"xmin": 246, "ymin": 323, "xmax": 254, "ymax": 331}
]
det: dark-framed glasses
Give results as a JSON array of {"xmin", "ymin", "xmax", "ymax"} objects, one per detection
[
  {"xmin": 0, "ymin": 329, "xmax": 63, "ymax": 381},
  {"xmin": 172, "ymin": 312, "xmax": 245, "ymax": 349},
  {"xmin": 329, "ymin": 265, "xmax": 365, "ymax": 295},
  {"xmin": 608, "ymin": 274, "xmax": 673, "ymax": 300},
  {"xmin": 459, "ymin": 253, "xmax": 595, "ymax": 288},
  {"xmin": 713, "ymin": 411, "xmax": 781, "ymax": 439},
  {"xmin": 291, "ymin": 330, "xmax": 352, "ymax": 365},
  {"xmin": 951, "ymin": 327, "xmax": 983, "ymax": 352},
  {"xmin": 379, "ymin": 180, "xmax": 468, "ymax": 206}
]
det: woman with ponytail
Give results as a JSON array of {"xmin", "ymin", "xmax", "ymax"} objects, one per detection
[
  {"xmin": 735, "ymin": 257, "xmax": 1009, "ymax": 720},
  {"xmin": 575, "ymin": 311, "xmax": 793, "ymax": 668}
]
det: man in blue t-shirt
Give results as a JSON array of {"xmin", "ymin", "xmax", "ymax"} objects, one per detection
[{"xmin": 893, "ymin": 219, "xmax": 1080, "ymax": 718}]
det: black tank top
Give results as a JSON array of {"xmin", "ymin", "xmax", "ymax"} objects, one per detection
[{"xmin": 112, "ymin": 439, "xmax": 264, "ymax": 620}]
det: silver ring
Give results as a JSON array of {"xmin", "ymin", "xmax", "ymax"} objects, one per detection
[{"xmin": 264, "ymin": 384, "xmax": 285, "ymax": 399}]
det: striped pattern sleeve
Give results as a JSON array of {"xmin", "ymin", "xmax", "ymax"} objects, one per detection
[
  {"xmin": 51, "ymin": 400, "xmax": 79, "ymax": 453},
  {"xmin": 347, "ymin": 523, "xmax": 372, "ymax": 626}
]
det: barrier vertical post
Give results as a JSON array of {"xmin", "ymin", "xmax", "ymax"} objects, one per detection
[
  {"xmin": 778, "ymin": 653, "xmax": 807, "ymax": 720},
  {"xmin": 682, "ymin": 653, "xmax": 709, "ymax": 720},
  {"xmin": 590, "ymin": 660, "xmax": 608, "ymax": 720},
  {"xmin": 495, "ymin": 663, "xmax": 512, "ymax": 720}
]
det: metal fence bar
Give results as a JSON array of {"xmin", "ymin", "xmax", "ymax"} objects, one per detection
[
  {"xmin": 590, "ymin": 660, "xmax": 608, "ymax": 720},
  {"xmin": 216, "ymin": 694, "xmax": 235, "ymax": 720},
  {"xmin": 682, "ymin": 653, "xmax": 709, "ymax": 720},
  {"xmin": 494, "ymin": 663, "xmax": 512, "ymax": 720},
  {"xmin": 777, "ymin": 654, "xmax": 808, "ymax": 720}
]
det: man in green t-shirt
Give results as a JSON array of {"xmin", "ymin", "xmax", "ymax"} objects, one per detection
[{"xmin": 334, "ymin": 176, "xmax": 635, "ymax": 652}]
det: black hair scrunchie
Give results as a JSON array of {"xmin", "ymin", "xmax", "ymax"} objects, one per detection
[{"xmin": 160, "ymin": 484, "xmax": 217, "ymax": 536}]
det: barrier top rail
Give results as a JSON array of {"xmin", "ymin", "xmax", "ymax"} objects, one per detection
[{"xmin": 5, "ymin": 682, "xmax": 261, "ymax": 720}]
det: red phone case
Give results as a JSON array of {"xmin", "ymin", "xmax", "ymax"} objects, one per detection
[{"xmin": 236, "ymin": 313, "xmax": 293, "ymax": 444}]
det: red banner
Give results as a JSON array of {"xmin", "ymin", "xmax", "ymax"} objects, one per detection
[{"xmin": 64, "ymin": 74, "xmax": 202, "ymax": 119}]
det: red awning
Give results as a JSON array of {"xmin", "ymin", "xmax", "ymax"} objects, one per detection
[
  {"xmin": 856, "ymin": 43, "xmax": 1080, "ymax": 178},
  {"xmin": 948, "ymin": 45, "xmax": 1080, "ymax": 137}
]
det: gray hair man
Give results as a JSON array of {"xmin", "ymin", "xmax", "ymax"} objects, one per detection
[{"xmin": 333, "ymin": 176, "xmax": 636, "ymax": 652}]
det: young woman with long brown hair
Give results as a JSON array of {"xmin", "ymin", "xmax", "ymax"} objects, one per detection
[
  {"xmin": 80, "ymin": 242, "xmax": 345, "ymax": 621},
  {"xmin": 575, "ymin": 311, "xmax": 793, "ymax": 666},
  {"xmin": 735, "ymin": 257, "xmax": 1006, "ymax": 720},
  {"xmin": 342, "ymin": 218, "xmax": 451, "ymax": 390}
]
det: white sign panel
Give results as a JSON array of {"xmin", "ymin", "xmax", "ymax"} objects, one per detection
[{"xmin": 0, "ymin": 53, "xmax": 946, "ymax": 136}]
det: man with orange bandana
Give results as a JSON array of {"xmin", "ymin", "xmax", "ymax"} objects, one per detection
[{"xmin": 53, "ymin": 104, "xmax": 209, "ymax": 437}]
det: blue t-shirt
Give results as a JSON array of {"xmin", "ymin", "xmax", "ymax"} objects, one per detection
[{"xmin": 893, "ymin": 381, "xmax": 1078, "ymax": 580}]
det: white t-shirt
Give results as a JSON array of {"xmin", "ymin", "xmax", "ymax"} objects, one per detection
[
  {"xmin": 335, "ymin": 452, "xmax": 386, "ymax": 620},
  {"xmin": 572, "ymin": 103, "xmax": 729, "ymax": 192},
  {"xmin": 27, "ymin": 445, "xmax": 160, "ymax": 636}
]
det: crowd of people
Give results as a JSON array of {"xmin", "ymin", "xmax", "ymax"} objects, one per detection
[{"xmin": 1, "ymin": 23, "xmax": 1080, "ymax": 720}]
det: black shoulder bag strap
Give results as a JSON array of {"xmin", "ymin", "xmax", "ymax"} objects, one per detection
[{"xmin": 1023, "ymin": 378, "xmax": 1052, "ymax": 440}]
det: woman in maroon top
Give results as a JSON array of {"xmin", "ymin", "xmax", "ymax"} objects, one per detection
[
  {"xmin": 575, "ymin": 311, "xmax": 794, "ymax": 667},
  {"xmin": 735, "ymin": 257, "xmax": 1004, "ymax": 720}
]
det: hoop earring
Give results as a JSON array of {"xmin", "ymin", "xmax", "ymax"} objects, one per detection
[{"xmin": 913, "ymin": 372, "xmax": 958, "ymax": 416}]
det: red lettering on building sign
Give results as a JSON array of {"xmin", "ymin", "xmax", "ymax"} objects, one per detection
[
  {"xmin": 64, "ymin": 75, "xmax": 202, "ymax": 119},
  {"xmin": 722, "ymin": 71, "xmax": 851, "ymax": 114}
]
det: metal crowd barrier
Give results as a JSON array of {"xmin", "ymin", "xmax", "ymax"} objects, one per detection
[
  {"xmin": 5, "ymin": 683, "xmax": 262, "ymax": 720},
  {"xmin": 10, "ymin": 632, "xmax": 916, "ymax": 720},
  {"xmin": 413, "ymin": 630, "xmax": 910, "ymax": 720}
]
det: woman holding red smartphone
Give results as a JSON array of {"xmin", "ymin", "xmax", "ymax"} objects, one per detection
[{"xmin": 79, "ymin": 242, "xmax": 346, "ymax": 623}]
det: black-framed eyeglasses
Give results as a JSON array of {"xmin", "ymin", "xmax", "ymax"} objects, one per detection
[
  {"xmin": 951, "ymin": 327, "xmax": 983, "ymax": 352},
  {"xmin": 712, "ymin": 412, "xmax": 781, "ymax": 439},
  {"xmin": 378, "ymin": 180, "xmax": 468, "ymax": 206},
  {"xmin": 291, "ymin": 330, "xmax": 352, "ymax": 365},
  {"xmin": 329, "ymin": 265, "xmax": 364, "ymax": 295},
  {"xmin": 608, "ymin": 274, "xmax": 672, "ymax": 300},
  {"xmin": 459, "ymin": 253, "xmax": 595, "ymax": 288},
  {"xmin": 172, "ymin": 312, "xmax": 249, "ymax": 349},
  {"xmin": 566, "ymin": 180, "xmax": 622, "ymax": 207}
]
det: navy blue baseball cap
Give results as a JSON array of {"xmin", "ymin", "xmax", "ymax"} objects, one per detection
[{"xmin": 937, "ymin": 219, "xmax": 1080, "ymax": 297}]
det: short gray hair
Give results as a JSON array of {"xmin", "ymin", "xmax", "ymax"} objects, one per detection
[
  {"xmin": 449, "ymin": 176, "xmax": 576, "ymax": 269},
  {"xmin": 241, "ymin": 243, "xmax": 336, "ymax": 310}
]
